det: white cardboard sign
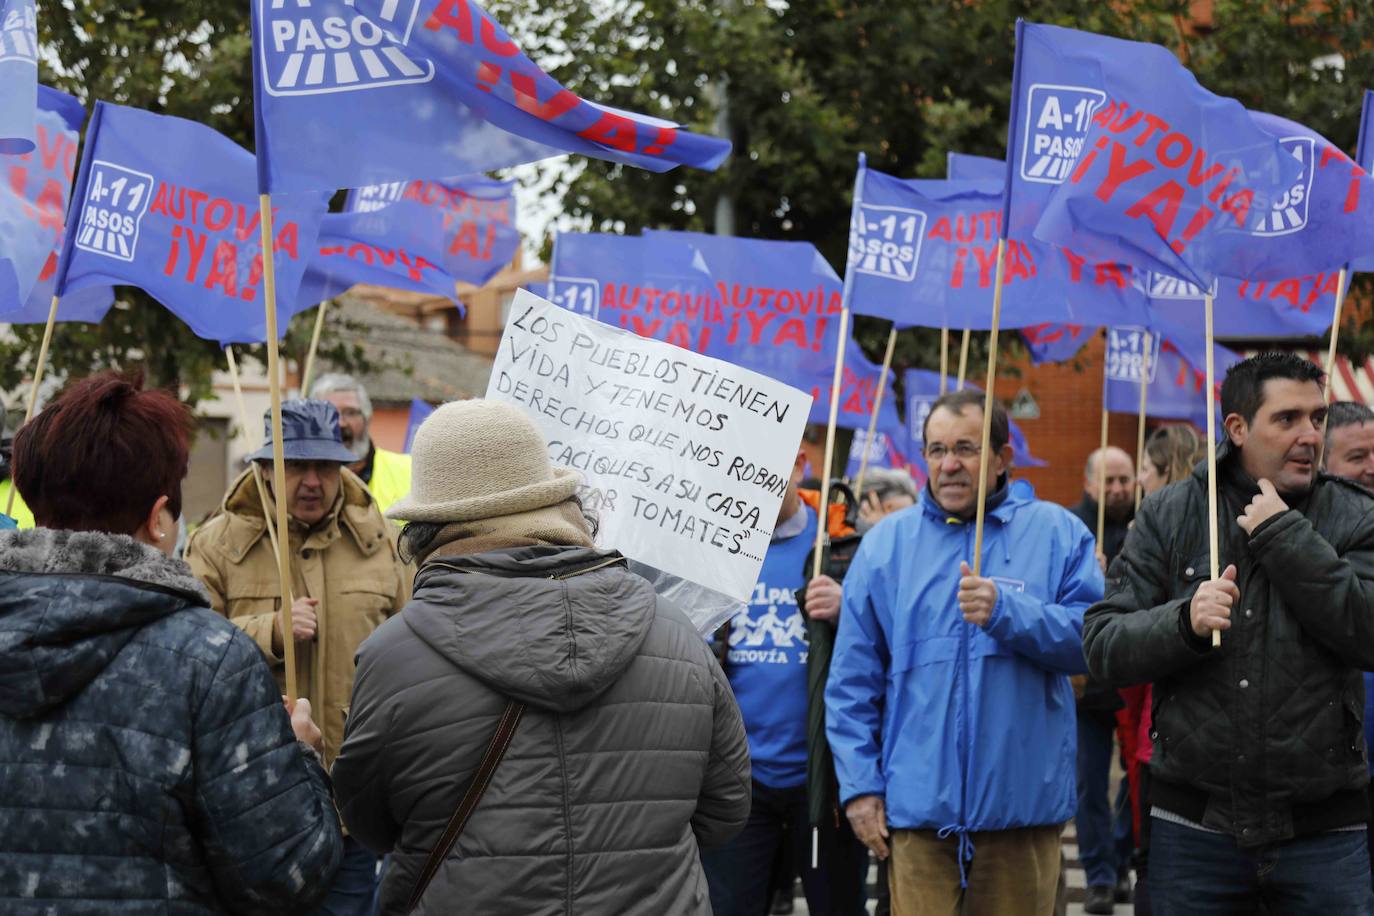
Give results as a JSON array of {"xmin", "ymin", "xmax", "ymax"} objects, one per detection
[{"xmin": 487, "ymin": 289, "xmax": 813, "ymax": 603}]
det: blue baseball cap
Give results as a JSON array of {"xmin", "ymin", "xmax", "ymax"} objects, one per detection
[{"xmin": 248, "ymin": 399, "xmax": 358, "ymax": 464}]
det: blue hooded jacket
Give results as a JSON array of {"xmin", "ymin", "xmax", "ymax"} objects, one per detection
[{"xmin": 826, "ymin": 483, "xmax": 1101, "ymax": 850}]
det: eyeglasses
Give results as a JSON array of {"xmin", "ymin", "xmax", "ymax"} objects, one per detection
[{"xmin": 924, "ymin": 442, "xmax": 982, "ymax": 461}]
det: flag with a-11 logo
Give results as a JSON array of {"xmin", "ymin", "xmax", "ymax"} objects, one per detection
[
  {"xmin": 1013, "ymin": 21, "xmax": 1368, "ymax": 287},
  {"xmin": 0, "ymin": 0, "xmax": 37, "ymax": 153},
  {"xmin": 1103, "ymin": 321, "xmax": 1241, "ymax": 428},
  {"xmin": 251, "ymin": 0, "xmax": 730, "ymax": 194},
  {"xmin": 295, "ymin": 175, "xmax": 519, "ymax": 310},
  {"xmin": 845, "ymin": 157, "xmax": 1150, "ymax": 330},
  {"xmin": 55, "ymin": 102, "xmax": 328, "ymax": 344}
]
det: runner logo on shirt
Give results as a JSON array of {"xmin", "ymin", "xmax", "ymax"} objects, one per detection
[{"xmin": 728, "ymin": 585, "xmax": 807, "ymax": 664}]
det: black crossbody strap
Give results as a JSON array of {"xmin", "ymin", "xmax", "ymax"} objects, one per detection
[{"xmin": 406, "ymin": 700, "xmax": 525, "ymax": 913}]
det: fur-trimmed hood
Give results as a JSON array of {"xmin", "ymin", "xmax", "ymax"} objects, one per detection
[{"xmin": 0, "ymin": 528, "xmax": 210, "ymax": 717}]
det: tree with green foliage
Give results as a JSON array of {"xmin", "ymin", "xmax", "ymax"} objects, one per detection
[
  {"xmin": 488, "ymin": 0, "xmax": 1374, "ymax": 371},
  {"xmin": 2, "ymin": 0, "xmax": 370, "ymax": 409},
  {"xmin": 6, "ymin": 0, "xmax": 1372, "ymax": 410}
]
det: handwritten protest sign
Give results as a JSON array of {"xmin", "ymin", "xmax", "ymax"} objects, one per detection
[{"xmin": 488, "ymin": 289, "xmax": 812, "ymax": 604}]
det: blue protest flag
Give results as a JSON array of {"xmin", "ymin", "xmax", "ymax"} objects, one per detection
[
  {"xmin": 0, "ymin": 0, "xmax": 37, "ymax": 154},
  {"xmin": 847, "ymin": 161, "xmax": 1151, "ymax": 329},
  {"xmin": 553, "ymin": 230, "xmax": 846, "ymax": 392},
  {"xmin": 2, "ymin": 270, "xmax": 114, "ymax": 324},
  {"xmin": 812, "ymin": 340, "xmax": 902, "ymax": 431},
  {"xmin": 523, "ymin": 280, "xmax": 549, "ymax": 299},
  {"xmin": 1021, "ymin": 323, "xmax": 1093, "ymax": 364},
  {"xmin": 1222, "ymin": 111, "xmax": 1374, "ymax": 279},
  {"xmin": 549, "ymin": 231, "xmax": 716, "ymax": 336},
  {"xmin": 1, "ymin": 86, "xmax": 82, "ymax": 313},
  {"xmin": 1009, "ymin": 21, "xmax": 1308, "ymax": 286},
  {"xmin": 946, "ymin": 152, "xmax": 1004, "ymax": 181},
  {"xmin": 1007, "ymin": 422, "xmax": 1046, "ymax": 468},
  {"xmin": 903, "ymin": 368, "xmax": 1046, "ymax": 468},
  {"xmin": 56, "ymin": 102, "xmax": 329, "ymax": 344},
  {"xmin": 297, "ymin": 209, "xmax": 459, "ymax": 308},
  {"xmin": 1054, "ymin": 107, "xmax": 1374, "ymax": 285},
  {"xmin": 549, "ymin": 229, "xmax": 894, "ymax": 429},
  {"xmin": 1353, "ymin": 90, "xmax": 1374, "ymax": 275},
  {"xmin": 251, "ymin": 0, "xmax": 730, "ymax": 194},
  {"xmin": 403, "ymin": 397, "xmax": 435, "ymax": 453},
  {"xmin": 1145, "ymin": 269, "xmax": 1339, "ymax": 340},
  {"xmin": 845, "ymin": 421, "xmax": 917, "ymax": 483},
  {"xmin": 1102, "ymin": 323, "xmax": 1240, "ymax": 428},
  {"xmin": 0, "ymin": 86, "xmax": 116, "ymax": 324},
  {"xmin": 646, "ymin": 229, "xmax": 848, "ymax": 386},
  {"xmin": 298, "ymin": 177, "xmax": 516, "ymax": 309},
  {"xmin": 345, "ymin": 177, "xmax": 519, "ymax": 288}
]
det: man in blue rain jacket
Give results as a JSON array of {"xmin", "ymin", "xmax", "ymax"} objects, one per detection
[{"xmin": 827, "ymin": 389, "xmax": 1102, "ymax": 916}]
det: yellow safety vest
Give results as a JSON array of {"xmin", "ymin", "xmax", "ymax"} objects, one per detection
[
  {"xmin": 367, "ymin": 447, "xmax": 413, "ymax": 520},
  {"xmin": 0, "ymin": 479, "xmax": 35, "ymax": 528}
]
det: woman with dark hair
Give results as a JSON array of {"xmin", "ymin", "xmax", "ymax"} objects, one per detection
[
  {"xmin": 0, "ymin": 371, "xmax": 342, "ymax": 913},
  {"xmin": 331, "ymin": 399, "xmax": 751, "ymax": 915}
]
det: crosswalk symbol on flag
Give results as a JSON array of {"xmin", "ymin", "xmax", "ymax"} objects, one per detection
[
  {"xmin": 257, "ymin": 0, "xmax": 435, "ymax": 96},
  {"xmin": 1019, "ymin": 84, "xmax": 1106, "ymax": 185}
]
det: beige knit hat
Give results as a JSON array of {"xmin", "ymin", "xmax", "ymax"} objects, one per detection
[{"xmin": 385, "ymin": 400, "xmax": 580, "ymax": 523}]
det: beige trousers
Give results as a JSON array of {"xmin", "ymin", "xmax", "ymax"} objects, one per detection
[{"xmin": 888, "ymin": 825, "xmax": 1063, "ymax": 916}]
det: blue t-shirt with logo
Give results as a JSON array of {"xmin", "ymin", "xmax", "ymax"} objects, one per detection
[{"xmin": 725, "ymin": 506, "xmax": 818, "ymax": 789}]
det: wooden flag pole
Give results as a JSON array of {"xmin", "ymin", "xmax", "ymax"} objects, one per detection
[
  {"xmin": 258, "ymin": 194, "xmax": 299, "ymax": 700},
  {"xmin": 5, "ymin": 295, "xmax": 61, "ymax": 517},
  {"xmin": 972, "ymin": 242, "xmax": 1007, "ymax": 576},
  {"xmin": 854, "ymin": 325, "xmax": 899, "ymax": 498},
  {"xmin": 224, "ymin": 346, "xmax": 290, "ymax": 586},
  {"xmin": 810, "ymin": 307, "xmax": 852, "ymax": 581},
  {"xmin": 224, "ymin": 345, "xmax": 254, "ymax": 450},
  {"xmin": 1204, "ymin": 292, "xmax": 1221, "ymax": 649},
  {"xmin": 299, "ymin": 299, "xmax": 330, "ymax": 396},
  {"xmin": 956, "ymin": 328, "xmax": 972, "ymax": 391},
  {"xmin": 1095, "ymin": 406, "xmax": 1109, "ymax": 554},
  {"xmin": 1321, "ymin": 268, "xmax": 1350, "ymax": 403},
  {"xmin": 1134, "ymin": 332, "xmax": 1151, "ymax": 514},
  {"xmin": 940, "ymin": 325, "xmax": 950, "ymax": 396}
]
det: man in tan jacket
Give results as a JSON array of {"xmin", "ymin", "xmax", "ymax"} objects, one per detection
[{"xmin": 187, "ymin": 398, "xmax": 410, "ymax": 915}]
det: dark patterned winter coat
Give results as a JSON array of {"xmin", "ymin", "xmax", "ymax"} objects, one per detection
[{"xmin": 0, "ymin": 528, "xmax": 343, "ymax": 913}]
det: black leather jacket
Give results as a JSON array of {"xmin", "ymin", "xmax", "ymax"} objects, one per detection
[{"xmin": 1084, "ymin": 440, "xmax": 1374, "ymax": 846}]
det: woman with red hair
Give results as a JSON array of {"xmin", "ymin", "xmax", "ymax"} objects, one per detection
[{"xmin": 0, "ymin": 371, "xmax": 343, "ymax": 912}]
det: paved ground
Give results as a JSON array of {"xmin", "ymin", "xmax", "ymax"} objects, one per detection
[{"xmin": 784, "ymin": 821, "xmax": 1134, "ymax": 916}]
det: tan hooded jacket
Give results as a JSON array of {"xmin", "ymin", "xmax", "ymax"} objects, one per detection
[{"xmin": 186, "ymin": 467, "xmax": 411, "ymax": 765}]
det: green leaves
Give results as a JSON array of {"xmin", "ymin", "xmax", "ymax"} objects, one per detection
[
  {"xmin": 491, "ymin": 0, "xmax": 1374, "ymax": 366},
  {"xmin": 9, "ymin": 0, "xmax": 1372, "ymax": 410}
]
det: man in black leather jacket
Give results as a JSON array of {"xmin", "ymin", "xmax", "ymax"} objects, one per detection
[{"xmin": 1083, "ymin": 352, "xmax": 1374, "ymax": 915}]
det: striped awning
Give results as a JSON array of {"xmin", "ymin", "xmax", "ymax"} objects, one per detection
[{"xmin": 1240, "ymin": 348, "xmax": 1374, "ymax": 404}]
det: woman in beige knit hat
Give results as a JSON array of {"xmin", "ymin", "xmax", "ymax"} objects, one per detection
[{"xmin": 332, "ymin": 399, "xmax": 751, "ymax": 915}]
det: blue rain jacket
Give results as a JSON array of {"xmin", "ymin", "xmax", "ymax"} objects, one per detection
[{"xmin": 826, "ymin": 484, "xmax": 1102, "ymax": 844}]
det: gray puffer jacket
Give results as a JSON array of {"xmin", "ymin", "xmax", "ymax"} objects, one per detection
[
  {"xmin": 0, "ymin": 528, "xmax": 342, "ymax": 913},
  {"xmin": 332, "ymin": 547, "xmax": 751, "ymax": 915}
]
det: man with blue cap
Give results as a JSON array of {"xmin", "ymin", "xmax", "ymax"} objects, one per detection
[{"xmin": 187, "ymin": 398, "xmax": 410, "ymax": 915}]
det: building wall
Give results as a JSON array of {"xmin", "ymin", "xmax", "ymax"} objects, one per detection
[{"xmin": 451, "ymin": 247, "xmax": 548, "ymax": 358}]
